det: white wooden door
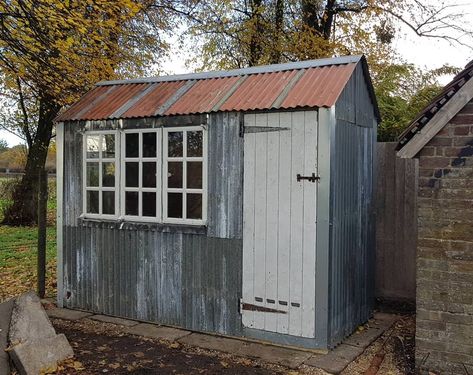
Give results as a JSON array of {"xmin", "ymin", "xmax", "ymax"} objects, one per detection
[{"xmin": 242, "ymin": 111, "xmax": 318, "ymax": 338}]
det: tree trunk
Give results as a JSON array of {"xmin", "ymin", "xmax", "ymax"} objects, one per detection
[
  {"xmin": 301, "ymin": 0, "xmax": 336, "ymax": 40},
  {"xmin": 269, "ymin": 0, "xmax": 284, "ymax": 64},
  {"xmin": 248, "ymin": 0, "xmax": 264, "ymax": 66},
  {"xmin": 2, "ymin": 96, "xmax": 60, "ymax": 226}
]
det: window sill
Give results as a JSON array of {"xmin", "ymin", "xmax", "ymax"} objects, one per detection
[{"xmin": 78, "ymin": 217, "xmax": 207, "ymax": 235}]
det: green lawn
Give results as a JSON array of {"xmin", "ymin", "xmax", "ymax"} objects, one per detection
[{"xmin": 0, "ymin": 177, "xmax": 58, "ymax": 302}]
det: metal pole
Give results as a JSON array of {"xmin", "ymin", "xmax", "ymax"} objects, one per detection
[{"xmin": 37, "ymin": 169, "xmax": 48, "ymax": 298}]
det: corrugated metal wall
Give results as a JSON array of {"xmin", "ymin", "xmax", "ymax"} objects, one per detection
[
  {"xmin": 328, "ymin": 63, "xmax": 377, "ymax": 347},
  {"xmin": 61, "ymin": 113, "xmax": 244, "ymax": 335}
]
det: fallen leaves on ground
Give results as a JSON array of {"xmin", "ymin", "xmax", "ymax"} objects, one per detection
[{"xmin": 0, "ymin": 225, "xmax": 57, "ymax": 302}]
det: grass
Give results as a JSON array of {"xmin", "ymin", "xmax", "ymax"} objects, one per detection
[{"xmin": 0, "ymin": 176, "xmax": 58, "ymax": 302}]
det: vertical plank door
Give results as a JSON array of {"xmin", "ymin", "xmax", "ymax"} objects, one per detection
[{"xmin": 242, "ymin": 111, "xmax": 318, "ymax": 338}]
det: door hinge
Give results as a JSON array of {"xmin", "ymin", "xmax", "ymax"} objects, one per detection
[{"xmin": 297, "ymin": 173, "xmax": 320, "ymax": 182}]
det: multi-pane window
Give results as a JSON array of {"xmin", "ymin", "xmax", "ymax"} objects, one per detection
[
  {"xmin": 164, "ymin": 128, "xmax": 206, "ymax": 223},
  {"xmin": 83, "ymin": 127, "xmax": 206, "ymax": 224},
  {"xmin": 122, "ymin": 131, "xmax": 161, "ymax": 220},
  {"xmin": 84, "ymin": 132, "xmax": 118, "ymax": 217}
]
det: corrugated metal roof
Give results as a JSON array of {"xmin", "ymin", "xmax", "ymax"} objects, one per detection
[
  {"xmin": 398, "ymin": 60, "xmax": 473, "ymax": 150},
  {"xmin": 56, "ymin": 55, "xmax": 377, "ymax": 122}
]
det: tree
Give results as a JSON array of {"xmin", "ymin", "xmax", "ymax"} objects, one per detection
[
  {"xmin": 0, "ymin": 138, "xmax": 7, "ymax": 153},
  {"xmin": 374, "ymin": 63, "xmax": 458, "ymax": 141},
  {"xmin": 182, "ymin": 0, "xmax": 473, "ymax": 70},
  {"xmin": 180, "ymin": 0, "xmax": 472, "ymax": 140},
  {"xmin": 0, "ymin": 0, "xmax": 175, "ymax": 225}
]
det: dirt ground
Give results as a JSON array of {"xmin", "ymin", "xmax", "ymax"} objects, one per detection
[
  {"xmin": 50, "ymin": 314, "xmax": 415, "ymax": 375},
  {"xmin": 341, "ymin": 315, "xmax": 416, "ymax": 375}
]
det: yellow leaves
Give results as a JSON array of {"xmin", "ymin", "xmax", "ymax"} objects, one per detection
[{"xmin": 0, "ymin": 0, "xmax": 163, "ymax": 106}]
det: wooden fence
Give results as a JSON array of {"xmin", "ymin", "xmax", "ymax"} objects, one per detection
[{"xmin": 375, "ymin": 142, "xmax": 418, "ymax": 302}]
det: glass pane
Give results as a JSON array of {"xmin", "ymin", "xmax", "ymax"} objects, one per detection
[
  {"xmin": 86, "ymin": 135, "xmax": 100, "ymax": 158},
  {"xmin": 168, "ymin": 162, "xmax": 182, "ymax": 188},
  {"xmin": 168, "ymin": 193, "xmax": 182, "ymax": 218},
  {"xmin": 126, "ymin": 133, "xmax": 139, "ymax": 158},
  {"xmin": 102, "ymin": 134, "xmax": 115, "ymax": 158},
  {"xmin": 168, "ymin": 132, "xmax": 183, "ymax": 157},
  {"xmin": 143, "ymin": 132, "xmax": 157, "ymax": 158},
  {"xmin": 142, "ymin": 162, "xmax": 156, "ymax": 188},
  {"xmin": 126, "ymin": 162, "xmax": 139, "ymax": 187},
  {"xmin": 187, "ymin": 193, "xmax": 202, "ymax": 219},
  {"xmin": 187, "ymin": 131, "xmax": 203, "ymax": 157},
  {"xmin": 187, "ymin": 162, "xmax": 202, "ymax": 189},
  {"xmin": 86, "ymin": 191, "xmax": 99, "ymax": 214},
  {"xmin": 125, "ymin": 191, "xmax": 139, "ymax": 216},
  {"xmin": 142, "ymin": 192, "xmax": 156, "ymax": 217},
  {"xmin": 102, "ymin": 162, "xmax": 115, "ymax": 187},
  {"xmin": 86, "ymin": 162, "xmax": 99, "ymax": 187},
  {"xmin": 102, "ymin": 191, "xmax": 115, "ymax": 215}
]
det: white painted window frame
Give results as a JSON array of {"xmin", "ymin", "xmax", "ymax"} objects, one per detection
[
  {"xmin": 120, "ymin": 128, "xmax": 163, "ymax": 222},
  {"xmin": 82, "ymin": 126, "xmax": 207, "ymax": 225},
  {"xmin": 82, "ymin": 130, "xmax": 120, "ymax": 219},
  {"xmin": 163, "ymin": 126, "xmax": 208, "ymax": 225}
]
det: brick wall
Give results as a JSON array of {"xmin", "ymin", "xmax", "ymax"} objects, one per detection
[{"xmin": 416, "ymin": 100, "xmax": 473, "ymax": 374}]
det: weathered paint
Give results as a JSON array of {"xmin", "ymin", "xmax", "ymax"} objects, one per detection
[
  {"xmin": 61, "ymin": 112, "xmax": 244, "ymax": 335},
  {"xmin": 59, "ymin": 60, "xmax": 377, "ymax": 349},
  {"xmin": 207, "ymin": 112, "xmax": 243, "ymax": 239},
  {"xmin": 63, "ymin": 225, "xmax": 242, "ymax": 334},
  {"xmin": 242, "ymin": 111, "xmax": 317, "ymax": 338}
]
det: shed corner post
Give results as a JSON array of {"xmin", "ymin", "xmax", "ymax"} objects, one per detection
[
  {"xmin": 56, "ymin": 121, "xmax": 65, "ymax": 308},
  {"xmin": 315, "ymin": 107, "xmax": 335, "ymax": 347}
]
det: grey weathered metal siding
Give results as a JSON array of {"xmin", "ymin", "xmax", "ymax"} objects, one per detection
[
  {"xmin": 207, "ymin": 112, "xmax": 243, "ymax": 239},
  {"xmin": 328, "ymin": 63, "xmax": 377, "ymax": 347},
  {"xmin": 61, "ymin": 113, "xmax": 243, "ymax": 335}
]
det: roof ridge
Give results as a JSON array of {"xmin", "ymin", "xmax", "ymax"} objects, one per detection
[{"xmin": 96, "ymin": 55, "xmax": 362, "ymax": 86}]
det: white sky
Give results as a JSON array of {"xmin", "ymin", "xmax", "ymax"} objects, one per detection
[{"xmin": 1, "ymin": 0, "xmax": 472, "ymax": 146}]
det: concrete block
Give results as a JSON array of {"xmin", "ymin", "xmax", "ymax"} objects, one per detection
[
  {"xmin": 305, "ymin": 344, "xmax": 364, "ymax": 374},
  {"xmin": 178, "ymin": 333, "xmax": 243, "ymax": 354},
  {"xmin": 126, "ymin": 323, "xmax": 191, "ymax": 341},
  {"xmin": 46, "ymin": 308, "xmax": 92, "ymax": 321},
  {"xmin": 236, "ymin": 342, "xmax": 311, "ymax": 369},
  {"xmin": 90, "ymin": 314, "xmax": 138, "ymax": 327},
  {"xmin": 0, "ymin": 299, "xmax": 14, "ymax": 375},
  {"xmin": 9, "ymin": 334, "xmax": 73, "ymax": 375},
  {"xmin": 8, "ymin": 292, "xmax": 74, "ymax": 375},
  {"xmin": 9, "ymin": 292, "xmax": 56, "ymax": 344}
]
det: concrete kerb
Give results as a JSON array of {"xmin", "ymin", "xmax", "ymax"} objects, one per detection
[{"xmin": 45, "ymin": 305, "xmax": 399, "ymax": 372}]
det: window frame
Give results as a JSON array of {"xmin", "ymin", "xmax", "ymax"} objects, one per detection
[
  {"xmin": 81, "ymin": 126, "xmax": 207, "ymax": 226},
  {"xmin": 82, "ymin": 130, "xmax": 120, "ymax": 220},
  {"xmin": 120, "ymin": 128, "xmax": 163, "ymax": 223},
  {"xmin": 163, "ymin": 126, "xmax": 208, "ymax": 225}
]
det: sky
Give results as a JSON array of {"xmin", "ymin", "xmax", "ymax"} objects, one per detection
[{"xmin": 1, "ymin": 0, "xmax": 472, "ymax": 146}]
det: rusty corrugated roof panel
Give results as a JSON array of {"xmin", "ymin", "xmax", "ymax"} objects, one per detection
[
  {"xmin": 55, "ymin": 55, "xmax": 379, "ymax": 122},
  {"xmin": 123, "ymin": 81, "xmax": 187, "ymax": 118},
  {"xmin": 56, "ymin": 85, "xmax": 111, "ymax": 122},
  {"xmin": 281, "ymin": 64, "xmax": 356, "ymax": 108},
  {"xmin": 219, "ymin": 70, "xmax": 298, "ymax": 112},
  {"xmin": 84, "ymin": 83, "xmax": 150, "ymax": 120},
  {"xmin": 165, "ymin": 76, "xmax": 242, "ymax": 115}
]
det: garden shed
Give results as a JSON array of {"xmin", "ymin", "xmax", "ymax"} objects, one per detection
[
  {"xmin": 398, "ymin": 61, "xmax": 473, "ymax": 373},
  {"xmin": 55, "ymin": 55, "xmax": 379, "ymax": 350}
]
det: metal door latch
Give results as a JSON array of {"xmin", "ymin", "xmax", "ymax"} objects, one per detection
[{"xmin": 296, "ymin": 173, "xmax": 320, "ymax": 182}]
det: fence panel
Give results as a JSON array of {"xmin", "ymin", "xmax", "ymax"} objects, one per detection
[{"xmin": 375, "ymin": 142, "xmax": 418, "ymax": 301}]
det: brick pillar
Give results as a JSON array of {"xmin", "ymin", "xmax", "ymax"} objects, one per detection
[{"xmin": 416, "ymin": 100, "xmax": 473, "ymax": 374}]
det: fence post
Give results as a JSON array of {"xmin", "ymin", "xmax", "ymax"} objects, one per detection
[{"xmin": 37, "ymin": 169, "xmax": 48, "ymax": 298}]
